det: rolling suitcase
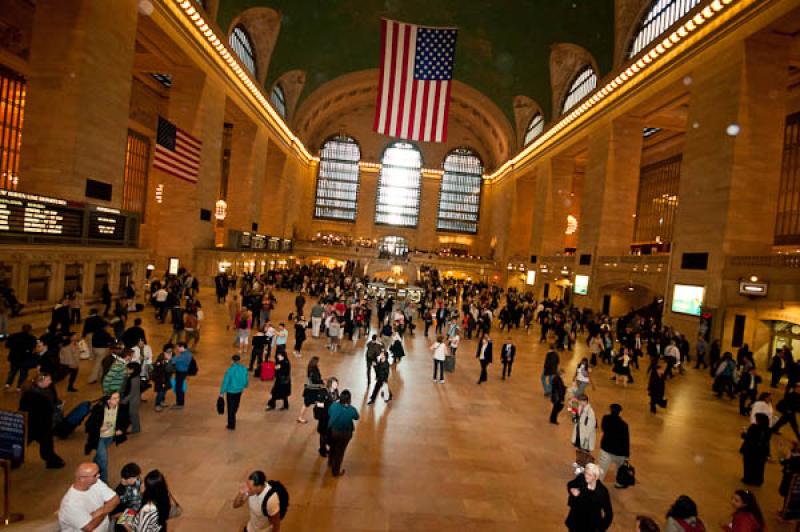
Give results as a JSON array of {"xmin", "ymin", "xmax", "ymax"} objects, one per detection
[
  {"xmin": 55, "ymin": 401, "xmax": 91, "ymax": 439},
  {"xmin": 444, "ymin": 355, "xmax": 456, "ymax": 373},
  {"xmin": 261, "ymin": 361, "xmax": 276, "ymax": 381}
]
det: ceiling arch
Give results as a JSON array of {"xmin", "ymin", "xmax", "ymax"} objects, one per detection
[
  {"xmin": 216, "ymin": 0, "xmax": 615, "ymax": 123},
  {"xmin": 292, "ymin": 69, "xmax": 515, "ymax": 170}
]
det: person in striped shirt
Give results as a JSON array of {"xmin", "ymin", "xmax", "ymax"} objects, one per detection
[{"xmin": 129, "ymin": 469, "xmax": 172, "ymax": 532}]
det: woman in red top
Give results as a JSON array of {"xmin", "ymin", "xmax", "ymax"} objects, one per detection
[{"xmin": 721, "ymin": 489, "xmax": 766, "ymax": 531}]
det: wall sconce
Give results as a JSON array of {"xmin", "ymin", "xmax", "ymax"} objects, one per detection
[
  {"xmin": 155, "ymin": 184, "xmax": 164, "ymax": 204},
  {"xmin": 215, "ymin": 199, "xmax": 227, "ymax": 220}
]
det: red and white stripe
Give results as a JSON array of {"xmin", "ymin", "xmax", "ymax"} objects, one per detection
[
  {"xmin": 374, "ymin": 19, "xmax": 451, "ymax": 143},
  {"xmin": 154, "ymin": 129, "xmax": 202, "ymax": 184}
]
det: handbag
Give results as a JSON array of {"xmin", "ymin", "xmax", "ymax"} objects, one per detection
[
  {"xmin": 168, "ymin": 493, "xmax": 183, "ymax": 519},
  {"xmin": 217, "ymin": 396, "xmax": 224, "ymax": 415}
]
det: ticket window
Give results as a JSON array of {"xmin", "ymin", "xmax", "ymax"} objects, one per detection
[
  {"xmin": 119, "ymin": 262, "xmax": 133, "ymax": 292},
  {"xmin": 64, "ymin": 263, "xmax": 82, "ymax": 295},
  {"xmin": 27, "ymin": 264, "xmax": 50, "ymax": 302},
  {"xmin": 94, "ymin": 263, "xmax": 110, "ymax": 297}
]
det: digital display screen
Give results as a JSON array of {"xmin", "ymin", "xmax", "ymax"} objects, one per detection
[
  {"xmin": 671, "ymin": 284, "xmax": 705, "ymax": 316},
  {"xmin": 574, "ymin": 274, "xmax": 589, "ymax": 295},
  {"xmin": 88, "ymin": 207, "xmax": 126, "ymax": 240},
  {"xmin": 526, "ymin": 270, "xmax": 536, "ymax": 286},
  {"xmin": 168, "ymin": 258, "xmax": 180, "ymax": 276}
]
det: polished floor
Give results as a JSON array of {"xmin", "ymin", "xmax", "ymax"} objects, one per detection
[{"xmin": 2, "ymin": 291, "xmax": 795, "ymax": 531}]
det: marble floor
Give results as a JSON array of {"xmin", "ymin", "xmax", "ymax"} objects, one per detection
[{"xmin": 1, "ymin": 291, "xmax": 795, "ymax": 531}]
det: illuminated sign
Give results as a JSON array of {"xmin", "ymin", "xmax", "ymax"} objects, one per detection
[
  {"xmin": 739, "ymin": 281, "xmax": 768, "ymax": 297},
  {"xmin": 574, "ymin": 274, "xmax": 589, "ymax": 295},
  {"xmin": 672, "ymin": 284, "xmax": 705, "ymax": 316},
  {"xmin": 168, "ymin": 257, "xmax": 180, "ymax": 276},
  {"xmin": 526, "ymin": 270, "xmax": 536, "ymax": 286}
]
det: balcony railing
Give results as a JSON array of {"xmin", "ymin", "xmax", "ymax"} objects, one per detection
[{"xmin": 727, "ymin": 255, "xmax": 800, "ymax": 268}]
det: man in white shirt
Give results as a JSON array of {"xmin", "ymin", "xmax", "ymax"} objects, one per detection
[
  {"xmin": 664, "ymin": 340, "xmax": 680, "ymax": 379},
  {"xmin": 153, "ymin": 287, "xmax": 169, "ymax": 323},
  {"xmin": 233, "ymin": 470, "xmax": 282, "ymax": 532},
  {"xmin": 58, "ymin": 462, "xmax": 119, "ymax": 532}
]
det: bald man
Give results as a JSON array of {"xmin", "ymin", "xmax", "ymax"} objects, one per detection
[{"xmin": 58, "ymin": 462, "xmax": 119, "ymax": 532}]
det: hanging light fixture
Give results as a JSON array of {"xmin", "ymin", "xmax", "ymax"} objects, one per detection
[{"xmin": 215, "ymin": 199, "xmax": 227, "ymax": 220}]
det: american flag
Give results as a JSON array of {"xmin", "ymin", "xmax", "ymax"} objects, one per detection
[
  {"xmin": 374, "ymin": 19, "xmax": 458, "ymax": 143},
  {"xmin": 153, "ymin": 116, "xmax": 202, "ymax": 184}
]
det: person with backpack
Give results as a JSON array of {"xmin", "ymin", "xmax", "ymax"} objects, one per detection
[
  {"xmin": 598, "ymin": 404, "xmax": 630, "ymax": 483},
  {"xmin": 219, "ymin": 354, "xmax": 248, "ymax": 430},
  {"xmin": 233, "ymin": 470, "xmax": 286, "ymax": 532},
  {"xmin": 664, "ymin": 495, "xmax": 705, "ymax": 532}
]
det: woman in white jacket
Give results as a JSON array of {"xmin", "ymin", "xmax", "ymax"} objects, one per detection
[{"xmin": 571, "ymin": 394, "xmax": 597, "ymax": 451}]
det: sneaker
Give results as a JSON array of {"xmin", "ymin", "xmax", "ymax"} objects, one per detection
[
  {"xmin": 439, "ymin": 380, "xmax": 445, "ymax": 384},
  {"xmin": 155, "ymin": 406, "xmax": 163, "ymax": 412}
]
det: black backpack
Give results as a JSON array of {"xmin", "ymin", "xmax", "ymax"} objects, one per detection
[
  {"xmin": 187, "ymin": 357, "xmax": 198, "ymax": 376},
  {"xmin": 261, "ymin": 480, "xmax": 289, "ymax": 520},
  {"xmin": 615, "ymin": 461, "xmax": 636, "ymax": 488}
]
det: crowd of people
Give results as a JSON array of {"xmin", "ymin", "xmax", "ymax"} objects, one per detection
[{"xmin": 3, "ymin": 262, "xmax": 797, "ymax": 530}]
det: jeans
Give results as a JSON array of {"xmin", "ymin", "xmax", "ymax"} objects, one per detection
[
  {"xmin": 541, "ymin": 373, "xmax": 553, "ymax": 394},
  {"xmin": 226, "ymin": 392, "xmax": 242, "ymax": 429},
  {"xmin": 328, "ymin": 430, "xmax": 352, "ymax": 475},
  {"xmin": 576, "ymin": 381, "xmax": 588, "ymax": 396},
  {"xmin": 433, "ymin": 360, "xmax": 444, "ymax": 381},
  {"xmin": 175, "ymin": 371, "xmax": 187, "ymax": 406},
  {"xmin": 94, "ymin": 436, "xmax": 113, "ymax": 482},
  {"xmin": 155, "ymin": 386, "xmax": 167, "ymax": 407}
]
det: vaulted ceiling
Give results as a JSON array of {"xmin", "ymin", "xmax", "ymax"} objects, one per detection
[{"xmin": 217, "ymin": 0, "xmax": 615, "ymax": 123}]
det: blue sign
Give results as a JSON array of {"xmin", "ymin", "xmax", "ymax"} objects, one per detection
[{"xmin": 0, "ymin": 410, "xmax": 25, "ymax": 466}]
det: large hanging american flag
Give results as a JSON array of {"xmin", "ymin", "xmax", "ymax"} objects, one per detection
[
  {"xmin": 153, "ymin": 116, "xmax": 202, "ymax": 184},
  {"xmin": 374, "ymin": 19, "xmax": 458, "ymax": 143}
]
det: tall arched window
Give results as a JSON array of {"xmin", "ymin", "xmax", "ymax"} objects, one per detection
[
  {"xmin": 437, "ymin": 148, "xmax": 483, "ymax": 234},
  {"xmin": 270, "ymin": 84, "xmax": 287, "ymax": 118},
  {"xmin": 562, "ymin": 66, "xmax": 597, "ymax": 114},
  {"xmin": 628, "ymin": 0, "xmax": 701, "ymax": 58},
  {"xmin": 375, "ymin": 142, "xmax": 422, "ymax": 227},
  {"xmin": 229, "ymin": 25, "xmax": 256, "ymax": 77},
  {"xmin": 314, "ymin": 135, "xmax": 360, "ymax": 221},
  {"xmin": 523, "ymin": 113, "xmax": 544, "ymax": 146}
]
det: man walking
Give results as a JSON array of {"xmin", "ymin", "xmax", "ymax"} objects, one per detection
[
  {"xmin": 368, "ymin": 352, "xmax": 392, "ymax": 405},
  {"xmin": 19, "ymin": 372, "xmax": 65, "ymax": 468},
  {"xmin": 550, "ymin": 369, "xmax": 567, "ymax": 425},
  {"xmin": 648, "ymin": 366, "xmax": 667, "ymax": 414},
  {"xmin": 219, "ymin": 354, "xmax": 249, "ymax": 430},
  {"xmin": 598, "ymin": 404, "xmax": 630, "ymax": 481},
  {"xmin": 5, "ymin": 323, "xmax": 37, "ymax": 390},
  {"xmin": 365, "ymin": 335, "xmax": 382, "ymax": 385},
  {"xmin": 542, "ymin": 344, "xmax": 559, "ymax": 394},
  {"xmin": 171, "ymin": 342, "xmax": 193, "ymax": 409},
  {"xmin": 501, "ymin": 337, "xmax": 515, "ymax": 380},
  {"xmin": 311, "ymin": 300, "xmax": 324, "ymax": 338},
  {"xmin": 476, "ymin": 334, "xmax": 493, "ymax": 384}
]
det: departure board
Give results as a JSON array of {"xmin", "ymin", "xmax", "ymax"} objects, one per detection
[
  {"xmin": 0, "ymin": 189, "xmax": 83, "ymax": 237},
  {"xmin": 88, "ymin": 207, "xmax": 126, "ymax": 240}
]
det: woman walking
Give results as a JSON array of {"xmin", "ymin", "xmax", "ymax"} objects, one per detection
[
  {"xmin": 131, "ymin": 469, "xmax": 172, "ymax": 531},
  {"xmin": 740, "ymin": 413, "xmax": 771, "ymax": 486},
  {"xmin": 565, "ymin": 463, "xmax": 613, "ymax": 531},
  {"xmin": 293, "ymin": 316, "xmax": 307, "ymax": 357},
  {"xmin": 298, "ymin": 356, "xmax": 324, "ymax": 424},
  {"xmin": 235, "ymin": 309, "xmax": 252, "ymax": 355},
  {"xmin": 571, "ymin": 394, "xmax": 597, "ymax": 458},
  {"xmin": 430, "ymin": 335, "xmax": 447, "ymax": 383},
  {"xmin": 720, "ymin": 489, "xmax": 765, "ymax": 531},
  {"xmin": 575, "ymin": 358, "xmax": 591, "ymax": 396},
  {"xmin": 327, "ymin": 390, "xmax": 359, "ymax": 477},
  {"xmin": 266, "ymin": 351, "xmax": 291, "ymax": 411},
  {"xmin": 315, "ymin": 377, "xmax": 339, "ymax": 458},
  {"xmin": 84, "ymin": 392, "xmax": 129, "ymax": 482},
  {"xmin": 389, "ymin": 329, "xmax": 405, "ymax": 363},
  {"xmin": 327, "ymin": 317, "xmax": 341, "ymax": 352}
]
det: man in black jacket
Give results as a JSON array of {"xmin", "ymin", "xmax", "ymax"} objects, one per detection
[
  {"xmin": 648, "ymin": 366, "xmax": 667, "ymax": 414},
  {"xmin": 5, "ymin": 324, "xmax": 37, "ymax": 390},
  {"xmin": 19, "ymin": 372, "xmax": 64, "ymax": 468},
  {"xmin": 773, "ymin": 382, "xmax": 800, "ymax": 440},
  {"xmin": 542, "ymin": 345, "xmax": 560, "ymax": 395},
  {"xmin": 550, "ymin": 369, "xmax": 567, "ymax": 424},
  {"xmin": 367, "ymin": 352, "xmax": 392, "ymax": 404},
  {"xmin": 500, "ymin": 337, "xmax": 516, "ymax": 380},
  {"xmin": 598, "ymin": 404, "xmax": 630, "ymax": 481},
  {"xmin": 365, "ymin": 335, "xmax": 383, "ymax": 385}
]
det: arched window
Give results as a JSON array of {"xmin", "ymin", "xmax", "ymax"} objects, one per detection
[
  {"xmin": 270, "ymin": 83, "xmax": 287, "ymax": 118},
  {"xmin": 437, "ymin": 148, "xmax": 483, "ymax": 234},
  {"xmin": 375, "ymin": 142, "xmax": 422, "ymax": 227},
  {"xmin": 314, "ymin": 135, "xmax": 360, "ymax": 221},
  {"xmin": 628, "ymin": 0, "xmax": 701, "ymax": 58},
  {"xmin": 229, "ymin": 25, "xmax": 256, "ymax": 77},
  {"xmin": 523, "ymin": 113, "xmax": 544, "ymax": 146},
  {"xmin": 562, "ymin": 66, "xmax": 597, "ymax": 114}
]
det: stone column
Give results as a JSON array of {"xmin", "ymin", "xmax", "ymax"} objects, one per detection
[
  {"xmin": 665, "ymin": 35, "xmax": 790, "ymax": 333},
  {"xmin": 259, "ymin": 140, "xmax": 288, "ymax": 236},
  {"xmin": 530, "ymin": 157, "xmax": 574, "ymax": 256},
  {"xmin": 507, "ymin": 172, "xmax": 537, "ymax": 260},
  {"xmin": 577, "ymin": 116, "xmax": 643, "ymax": 258},
  {"xmin": 19, "ymin": 0, "xmax": 138, "ymax": 204},
  {"xmin": 149, "ymin": 70, "xmax": 226, "ymax": 268}
]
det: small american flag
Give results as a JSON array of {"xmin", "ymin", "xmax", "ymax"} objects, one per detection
[
  {"xmin": 153, "ymin": 116, "xmax": 202, "ymax": 184},
  {"xmin": 374, "ymin": 19, "xmax": 458, "ymax": 143}
]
